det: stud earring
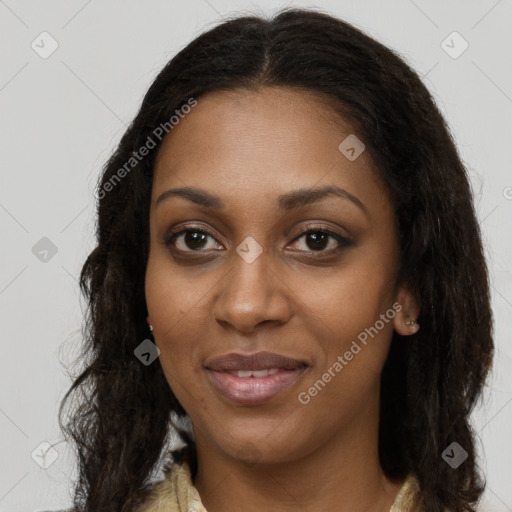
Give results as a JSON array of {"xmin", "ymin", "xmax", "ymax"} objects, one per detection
[
  {"xmin": 405, "ymin": 319, "xmax": 420, "ymax": 333},
  {"xmin": 146, "ymin": 316, "xmax": 154, "ymax": 334}
]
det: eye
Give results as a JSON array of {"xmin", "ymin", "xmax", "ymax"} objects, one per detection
[
  {"xmin": 164, "ymin": 227, "xmax": 223, "ymax": 252},
  {"xmin": 289, "ymin": 227, "xmax": 352, "ymax": 253}
]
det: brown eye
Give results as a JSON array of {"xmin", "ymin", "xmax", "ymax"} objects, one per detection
[
  {"xmin": 289, "ymin": 229, "xmax": 353, "ymax": 253},
  {"xmin": 165, "ymin": 228, "xmax": 223, "ymax": 252}
]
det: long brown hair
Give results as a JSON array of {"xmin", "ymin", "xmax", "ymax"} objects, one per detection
[{"xmin": 59, "ymin": 8, "xmax": 494, "ymax": 511}]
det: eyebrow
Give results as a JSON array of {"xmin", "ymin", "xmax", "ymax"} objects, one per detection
[{"xmin": 155, "ymin": 185, "xmax": 367, "ymax": 213}]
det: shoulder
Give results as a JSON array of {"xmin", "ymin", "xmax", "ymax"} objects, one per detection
[
  {"xmin": 390, "ymin": 474, "xmax": 422, "ymax": 511},
  {"xmin": 136, "ymin": 448, "xmax": 204, "ymax": 512},
  {"xmin": 390, "ymin": 475, "xmax": 468, "ymax": 512}
]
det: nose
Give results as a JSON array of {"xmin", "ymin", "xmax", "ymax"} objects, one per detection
[{"xmin": 212, "ymin": 248, "xmax": 293, "ymax": 334}]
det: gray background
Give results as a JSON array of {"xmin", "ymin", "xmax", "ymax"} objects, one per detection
[{"xmin": 0, "ymin": 1, "xmax": 511, "ymax": 510}]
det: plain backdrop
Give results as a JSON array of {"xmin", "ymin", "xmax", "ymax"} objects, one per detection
[{"xmin": 0, "ymin": 1, "xmax": 511, "ymax": 511}]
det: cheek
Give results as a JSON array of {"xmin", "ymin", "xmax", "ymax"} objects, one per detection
[
  {"xmin": 145, "ymin": 254, "xmax": 212, "ymax": 338},
  {"xmin": 145, "ymin": 259, "xmax": 198, "ymax": 382},
  {"xmin": 298, "ymin": 264, "xmax": 395, "ymax": 338},
  {"xmin": 145, "ymin": 254, "xmax": 229, "ymax": 414},
  {"xmin": 146, "ymin": 258, "xmax": 186, "ymax": 316},
  {"xmin": 295, "ymin": 280, "xmax": 394, "ymax": 424},
  {"xmin": 292, "ymin": 257, "xmax": 396, "ymax": 388}
]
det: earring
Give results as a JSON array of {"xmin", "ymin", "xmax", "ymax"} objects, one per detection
[
  {"xmin": 405, "ymin": 319, "xmax": 420, "ymax": 333},
  {"xmin": 146, "ymin": 316, "xmax": 154, "ymax": 335}
]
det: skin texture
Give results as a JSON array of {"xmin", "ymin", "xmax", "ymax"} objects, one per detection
[{"xmin": 145, "ymin": 86, "xmax": 420, "ymax": 512}]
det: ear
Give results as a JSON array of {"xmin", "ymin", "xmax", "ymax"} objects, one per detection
[{"xmin": 393, "ymin": 284, "xmax": 421, "ymax": 336}]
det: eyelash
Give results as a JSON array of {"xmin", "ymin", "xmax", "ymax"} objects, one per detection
[{"xmin": 163, "ymin": 225, "xmax": 353, "ymax": 256}]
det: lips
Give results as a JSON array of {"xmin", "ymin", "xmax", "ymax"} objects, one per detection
[
  {"xmin": 205, "ymin": 351, "xmax": 308, "ymax": 405},
  {"xmin": 205, "ymin": 351, "xmax": 308, "ymax": 372}
]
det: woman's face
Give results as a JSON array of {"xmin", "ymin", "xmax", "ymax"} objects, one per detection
[{"xmin": 145, "ymin": 86, "xmax": 418, "ymax": 465}]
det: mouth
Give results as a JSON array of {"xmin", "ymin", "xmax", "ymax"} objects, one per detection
[{"xmin": 205, "ymin": 351, "xmax": 309, "ymax": 406}]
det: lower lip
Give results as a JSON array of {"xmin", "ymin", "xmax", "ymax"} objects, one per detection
[{"xmin": 206, "ymin": 367, "xmax": 307, "ymax": 405}]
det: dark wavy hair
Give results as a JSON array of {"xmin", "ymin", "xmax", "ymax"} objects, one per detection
[{"xmin": 58, "ymin": 7, "xmax": 494, "ymax": 512}]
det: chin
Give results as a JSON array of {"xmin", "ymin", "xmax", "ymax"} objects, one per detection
[{"xmin": 218, "ymin": 435, "xmax": 306, "ymax": 468}]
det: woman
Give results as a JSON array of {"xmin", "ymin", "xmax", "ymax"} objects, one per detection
[{"xmin": 58, "ymin": 8, "xmax": 494, "ymax": 512}]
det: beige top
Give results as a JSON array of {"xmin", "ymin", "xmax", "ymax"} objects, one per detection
[{"xmin": 136, "ymin": 456, "xmax": 421, "ymax": 512}]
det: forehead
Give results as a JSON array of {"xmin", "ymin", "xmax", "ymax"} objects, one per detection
[{"xmin": 152, "ymin": 86, "xmax": 388, "ymax": 214}]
